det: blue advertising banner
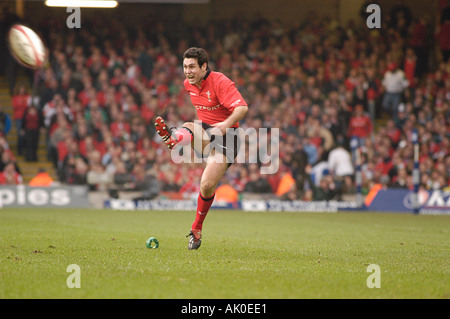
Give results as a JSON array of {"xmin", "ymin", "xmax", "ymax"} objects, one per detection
[{"xmin": 366, "ymin": 188, "xmax": 450, "ymax": 215}]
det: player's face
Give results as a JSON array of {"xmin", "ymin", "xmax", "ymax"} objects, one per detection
[{"xmin": 183, "ymin": 58, "xmax": 207, "ymax": 86}]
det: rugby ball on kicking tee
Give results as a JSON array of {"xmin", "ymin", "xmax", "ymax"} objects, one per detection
[{"xmin": 8, "ymin": 24, "xmax": 46, "ymax": 69}]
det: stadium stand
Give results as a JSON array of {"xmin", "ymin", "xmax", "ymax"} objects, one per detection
[{"xmin": 0, "ymin": 4, "xmax": 449, "ymax": 202}]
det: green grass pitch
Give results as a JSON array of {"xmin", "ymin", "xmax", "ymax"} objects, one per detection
[{"xmin": 0, "ymin": 207, "xmax": 448, "ymax": 299}]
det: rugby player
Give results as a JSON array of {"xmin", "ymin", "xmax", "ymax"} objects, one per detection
[{"xmin": 155, "ymin": 47, "xmax": 248, "ymax": 249}]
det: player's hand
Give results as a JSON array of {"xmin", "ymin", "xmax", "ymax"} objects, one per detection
[{"xmin": 210, "ymin": 121, "xmax": 228, "ymax": 136}]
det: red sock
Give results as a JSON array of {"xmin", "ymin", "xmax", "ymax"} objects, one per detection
[
  {"xmin": 175, "ymin": 128, "xmax": 193, "ymax": 146},
  {"xmin": 191, "ymin": 192, "xmax": 215, "ymax": 231}
]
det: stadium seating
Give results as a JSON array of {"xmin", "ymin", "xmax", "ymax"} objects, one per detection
[{"xmin": 0, "ymin": 10, "xmax": 449, "ymax": 201}]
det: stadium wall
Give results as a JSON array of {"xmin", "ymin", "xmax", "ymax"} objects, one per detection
[
  {"xmin": 181, "ymin": 0, "xmax": 439, "ymax": 27},
  {"xmin": 182, "ymin": 0, "xmax": 344, "ymax": 25},
  {"xmin": 13, "ymin": 0, "xmax": 440, "ymax": 29}
]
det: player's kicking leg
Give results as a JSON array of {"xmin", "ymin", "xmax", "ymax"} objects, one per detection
[
  {"xmin": 155, "ymin": 116, "xmax": 218, "ymax": 250},
  {"xmin": 187, "ymin": 152, "xmax": 229, "ymax": 249}
]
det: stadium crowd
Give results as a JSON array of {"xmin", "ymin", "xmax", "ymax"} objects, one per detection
[{"xmin": 1, "ymin": 4, "xmax": 449, "ymax": 201}]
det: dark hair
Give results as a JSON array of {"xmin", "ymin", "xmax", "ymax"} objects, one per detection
[{"xmin": 183, "ymin": 47, "xmax": 208, "ymax": 69}]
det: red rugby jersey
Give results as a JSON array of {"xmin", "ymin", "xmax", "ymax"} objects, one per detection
[{"xmin": 184, "ymin": 70, "xmax": 247, "ymax": 128}]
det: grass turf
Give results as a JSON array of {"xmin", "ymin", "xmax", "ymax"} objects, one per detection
[{"xmin": 0, "ymin": 208, "xmax": 449, "ymax": 299}]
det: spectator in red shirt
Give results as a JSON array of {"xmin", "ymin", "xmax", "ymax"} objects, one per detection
[
  {"xmin": 11, "ymin": 83, "xmax": 31, "ymax": 156},
  {"xmin": 344, "ymin": 68, "xmax": 359, "ymax": 92},
  {"xmin": 435, "ymin": 12, "xmax": 450, "ymax": 62},
  {"xmin": 109, "ymin": 110, "xmax": 130, "ymax": 142},
  {"xmin": 409, "ymin": 17, "xmax": 429, "ymax": 77},
  {"xmin": 139, "ymin": 91, "xmax": 157, "ymax": 125},
  {"xmin": 21, "ymin": 104, "xmax": 43, "ymax": 162},
  {"xmin": 0, "ymin": 161, "xmax": 22, "ymax": 185},
  {"xmin": 403, "ymin": 48, "xmax": 417, "ymax": 87},
  {"xmin": 347, "ymin": 104, "xmax": 373, "ymax": 144},
  {"xmin": 385, "ymin": 119, "xmax": 402, "ymax": 147}
]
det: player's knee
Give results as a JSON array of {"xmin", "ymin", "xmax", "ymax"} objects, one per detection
[{"xmin": 200, "ymin": 180, "xmax": 216, "ymax": 197}]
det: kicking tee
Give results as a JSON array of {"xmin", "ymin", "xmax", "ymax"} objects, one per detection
[{"xmin": 184, "ymin": 70, "xmax": 247, "ymax": 128}]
